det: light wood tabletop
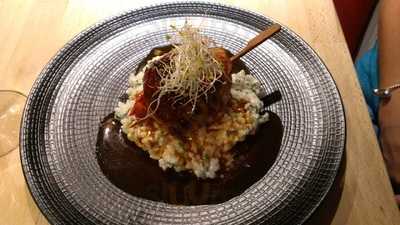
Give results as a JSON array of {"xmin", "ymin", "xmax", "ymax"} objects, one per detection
[{"xmin": 1, "ymin": 0, "xmax": 399, "ymax": 224}]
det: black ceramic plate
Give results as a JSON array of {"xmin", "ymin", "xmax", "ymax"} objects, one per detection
[{"xmin": 21, "ymin": 2, "xmax": 345, "ymax": 224}]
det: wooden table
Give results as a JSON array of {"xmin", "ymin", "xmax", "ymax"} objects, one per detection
[{"xmin": 0, "ymin": 0, "xmax": 399, "ymax": 224}]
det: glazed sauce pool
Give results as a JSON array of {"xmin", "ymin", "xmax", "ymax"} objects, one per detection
[
  {"xmin": 96, "ymin": 46, "xmax": 283, "ymax": 205},
  {"xmin": 96, "ymin": 112, "xmax": 282, "ymax": 205}
]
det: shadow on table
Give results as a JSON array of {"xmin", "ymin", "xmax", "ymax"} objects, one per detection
[{"xmin": 303, "ymin": 150, "xmax": 347, "ymax": 225}]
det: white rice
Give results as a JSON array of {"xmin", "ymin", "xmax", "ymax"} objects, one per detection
[{"xmin": 115, "ymin": 62, "xmax": 269, "ymax": 179}]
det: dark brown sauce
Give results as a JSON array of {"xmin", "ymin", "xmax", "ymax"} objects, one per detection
[
  {"xmin": 96, "ymin": 112, "xmax": 282, "ymax": 205},
  {"xmin": 96, "ymin": 46, "xmax": 283, "ymax": 205}
]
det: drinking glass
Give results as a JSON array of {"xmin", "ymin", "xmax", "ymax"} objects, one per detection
[{"xmin": 0, "ymin": 90, "xmax": 27, "ymax": 157}]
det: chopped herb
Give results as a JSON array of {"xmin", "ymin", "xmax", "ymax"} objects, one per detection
[{"xmin": 203, "ymin": 153, "xmax": 209, "ymax": 161}]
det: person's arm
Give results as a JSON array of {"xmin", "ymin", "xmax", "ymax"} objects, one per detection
[{"xmin": 378, "ymin": 0, "xmax": 400, "ymax": 187}]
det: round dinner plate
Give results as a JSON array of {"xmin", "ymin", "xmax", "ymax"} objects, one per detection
[{"xmin": 20, "ymin": 2, "xmax": 345, "ymax": 225}]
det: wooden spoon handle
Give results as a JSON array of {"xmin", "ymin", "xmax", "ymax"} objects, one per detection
[{"xmin": 230, "ymin": 24, "xmax": 281, "ymax": 62}]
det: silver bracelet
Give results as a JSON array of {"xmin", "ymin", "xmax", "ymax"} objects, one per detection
[{"xmin": 373, "ymin": 83, "xmax": 400, "ymax": 98}]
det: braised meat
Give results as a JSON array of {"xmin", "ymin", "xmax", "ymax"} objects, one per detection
[{"xmin": 131, "ymin": 48, "xmax": 233, "ymax": 126}]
